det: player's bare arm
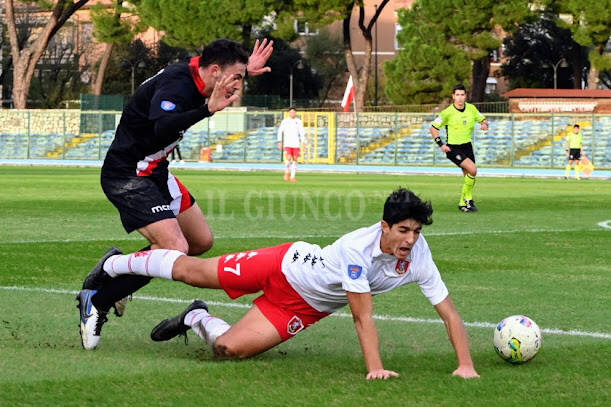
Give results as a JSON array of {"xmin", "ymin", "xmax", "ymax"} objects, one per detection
[
  {"xmin": 247, "ymin": 38, "xmax": 274, "ymax": 76},
  {"xmin": 434, "ymin": 296, "xmax": 479, "ymax": 379},
  {"xmin": 347, "ymin": 291, "xmax": 400, "ymax": 380},
  {"xmin": 480, "ymin": 120, "xmax": 489, "ymax": 131}
]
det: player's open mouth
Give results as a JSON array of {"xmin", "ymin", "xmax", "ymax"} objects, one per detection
[{"xmin": 398, "ymin": 247, "xmax": 411, "ymax": 255}]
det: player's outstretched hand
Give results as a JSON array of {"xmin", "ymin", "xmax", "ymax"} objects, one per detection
[
  {"xmin": 366, "ymin": 369, "xmax": 400, "ymax": 380},
  {"xmin": 452, "ymin": 365, "xmax": 480, "ymax": 379},
  {"xmin": 247, "ymin": 38, "xmax": 274, "ymax": 76},
  {"xmin": 441, "ymin": 144, "xmax": 451, "ymax": 153},
  {"xmin": 208, "ymin": 74, "xmax": 240, "ymax": 113}
]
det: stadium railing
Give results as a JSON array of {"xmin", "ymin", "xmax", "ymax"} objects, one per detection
[{"xmin": 0, "ymin": 110, "xmax": 609, "ymax": 169}]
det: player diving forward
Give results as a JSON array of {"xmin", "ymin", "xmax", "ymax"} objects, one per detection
[{"xmin": 80, "ymin": 188, "xmax": 480, "ymax": 380}]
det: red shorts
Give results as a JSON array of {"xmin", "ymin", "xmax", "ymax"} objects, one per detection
[
  {"xmin": 284, "ymin": 147, "xmax": 300, "ymax": 158},
  {"xmin": 217, "ymin": 243, "xmax": 329, "ymax": 341}
]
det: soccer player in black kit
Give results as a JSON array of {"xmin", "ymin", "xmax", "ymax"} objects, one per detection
[{"xmin": 76, "ymin": 39, "xmax": 274, "ymax": 350}]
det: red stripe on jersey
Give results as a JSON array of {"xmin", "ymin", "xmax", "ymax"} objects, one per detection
[
  {"xmin": 137, "ymin": 157, "xmax": 165, "ymax": 177},
  {"xmin": 189, "ymin": 57, "xmax": 209, "ymax": 97},
  {"xmin": 174, "ymin": 176, "xmax": 192, "ymax": 213}
]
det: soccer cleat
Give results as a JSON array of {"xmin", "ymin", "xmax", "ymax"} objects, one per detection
[
  {"xmin": 283, "ymin": 172, "xmax": 290, "ymax": 181},
  {"xmin": 458, "ymin": 204, "xmax": 470, "ymax": 212},
  {"xmin": 76, "ymin": 289, "xmax": 108, "ymax": 350},
  {"xmin": 467, "ymin": 200, "xmax": 478, "ymax": 212},
  {"xmin": 150, "ymin": 300, "xmax": 208, "ymax": 342},
  {"xmin": 82, "ymin": 247, "xmax": 122, "ymax": 290}
]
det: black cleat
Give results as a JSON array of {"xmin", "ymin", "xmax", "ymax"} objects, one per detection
[
  {"xmin": 467, "ymin": 200, "xmax": 478, "ymax": 212},
  {"xmin": 458, "ymin": 204, "xmax": 470, "ymax": 212},
  {"xmin": 82, "ymin": 247, "xmax": 122, "ymax": 290},
  {"xmin": 151, "ymin": 300, "xmax": 209, "ymax": 342}
]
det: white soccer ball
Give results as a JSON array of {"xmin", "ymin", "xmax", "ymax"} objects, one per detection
[{"xmin": 493, "ymin": 315, "xmax": 542, "ymax": 364}]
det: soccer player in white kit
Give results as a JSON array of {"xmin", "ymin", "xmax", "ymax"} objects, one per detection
[
  {"xmin": 81, "ymin": 188, "xmax": 479, "ymax": 380},
  {"xmin": 277, "ymin": 107, "xmax": 305, "ymax": 182}
]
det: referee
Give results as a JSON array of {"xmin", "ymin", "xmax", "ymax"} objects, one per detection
[{"xmin": 430, "ymin": 84, "xmax": 488, "ymax": 212}]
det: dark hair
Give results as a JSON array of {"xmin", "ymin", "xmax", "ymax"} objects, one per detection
[
  {"xmin": 573, "ymin": 124, "xmax": 580, "ymax": 128},
  {"xmin": 288, "ymin": 107, "xmax": 296, "ymax": 111},
  {"xmin": 453, "ymin": 84, "xmax": 467, "ymax": 93},
  {"xmin": 383, "ymin": 188, "xmax": 433, "ymax": 227},
  {"xmin": 200, "ymin": 39, "xmax": 249, "ymax": 68}
]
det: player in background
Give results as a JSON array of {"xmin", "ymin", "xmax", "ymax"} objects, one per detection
[
  {"xmin": 277, "ymin": 107, "xmax": 305, "ymax": 182},
  {"xmin": 565, "ymin": 124, "xmax": 584, "ymax": 180},
  {"xmin": 83, "ymin": 188, "xmax": 480, "ymax": 381},
  {"xmin": 430, "ymin": 84, "xmax": 488, "ymax": 212},
  {"xmin": 76, "ymin": 38, "xmax": 274, "ymax": 350}
]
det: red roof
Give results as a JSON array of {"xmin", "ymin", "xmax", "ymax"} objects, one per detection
[{"xmin": 503, "ymin": 88, "xmax": 611, "ymax": 98}]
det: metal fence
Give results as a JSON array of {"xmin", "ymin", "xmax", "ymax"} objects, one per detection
[{"xmin": 0, "ymin": 109, "xmax": 609, "ymax": 169}]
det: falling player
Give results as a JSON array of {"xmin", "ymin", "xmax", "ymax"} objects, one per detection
[{"xmin": 80, "ymin": 188, "xmax": 480, "ymax": 380}]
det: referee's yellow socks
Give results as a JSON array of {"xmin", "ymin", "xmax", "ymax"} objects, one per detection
[
  {"xmin": 462, "ymin": 174, "xmax": 476, "ymax": 202},
  {"xmin": 565, "ymin": 164, "xmax": 571, "ymax": 178}
]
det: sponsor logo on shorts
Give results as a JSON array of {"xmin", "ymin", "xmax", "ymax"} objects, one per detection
[
  {"xmin": 395, "ymin": 260, "xmax": 410, "ymax": 274},
  {"xmin": 456, "ymin": 154, "xmax": 462, "ymax": 160},
  {"xmin": 160, "ymin": 100, "xmax": 176, "ymax": 111},
  {"xmin": 287, "ymin": 315, "xmax": 304, "ymax": 335},
  {"xmin": 347, "ymin": 264, "xmax": 362, "ymax": 280},
  {"xmin": 151, "ymin": 204, "xmax": 171, "ymax": 213}
]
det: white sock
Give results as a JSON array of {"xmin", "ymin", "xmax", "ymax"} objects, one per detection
[
  {"xmin": 185, "ymin": 309, "xmax": 231, "ymax": 348},
  {"xmin": 290, "ymin": 162, "xmax": 297, "ymax": 179},
  {"xmin": 103, "ymin": 249, "xmax": 184, "ymax": 280}
]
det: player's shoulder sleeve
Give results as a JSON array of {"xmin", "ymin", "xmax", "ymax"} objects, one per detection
[
  {"xmin": 468, "ymin": 103, "xmax": 485, "ymax": 123},
  {"xmin": 431, "ymin": 106, "xmax": 449, "ymax": 129},
  {"xmin": 339, "ymin": 246, "xmax": 371, "ymax": 294},
  {"xmin": 413, "ymin": 236, "xmax": 449, "ymax": 306},
  {"xmin": 148, "ymin": 69, "xmax": 192, "ymax": 121}
]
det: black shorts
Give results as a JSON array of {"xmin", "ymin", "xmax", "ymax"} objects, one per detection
[
  {"xmin": 101, "ymin": 171, "xmax": 195, "ymax": 233},
  {"xmin": 568, "ymin": 149, "xmax": 581, "ymax": 160},
  {"xmin": 446, "ymin": 142, "xmax": 475, "ymax": 167}
]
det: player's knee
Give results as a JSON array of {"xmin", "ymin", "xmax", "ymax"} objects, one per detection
[
  {"xmin": 213, "ymin": 340, "xmax": 250, "ymax": 360},
  {"xmin": 188, "ymin": 235, "xmax": 214, "ymax": 256}
]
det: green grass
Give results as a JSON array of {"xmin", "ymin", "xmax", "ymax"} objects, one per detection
[{"xmin": 0, "ymin": 166, "xmax": 609, "ymax": 406}]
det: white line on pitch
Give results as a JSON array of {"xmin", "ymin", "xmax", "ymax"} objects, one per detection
[
  {"xmin": 1, "ymin": 285, "xmax": 610, "ymax": 340},
  {"xmin": 2, "ymin": 227, "xmax": 605, "ymax": 245}
]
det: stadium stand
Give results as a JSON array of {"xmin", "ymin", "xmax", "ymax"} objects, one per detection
[{"xmin": 1, "ymin": 111, "xmax": 609, "ymax": 168}]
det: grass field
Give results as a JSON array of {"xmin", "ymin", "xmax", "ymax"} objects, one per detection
[{"xmin": 0, "ymin": 166, "xmax": 609, "ymax": 406}]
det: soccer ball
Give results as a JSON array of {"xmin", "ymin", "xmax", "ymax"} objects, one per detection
[{"xmin": 493, "ymin": 315, "xmax": 542, "ymax": 364}]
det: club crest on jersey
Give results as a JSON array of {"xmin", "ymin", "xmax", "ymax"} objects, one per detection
[
  {"xmin": 160, "ymin": 100, "xmax": 176, "ymax": 111},
  {"xmin": 347, "ymin": 264, "xmax": 362, "ymax": 280},
  {"xmin": 287, "ymin": 315, "xmax": 304, "ymax": 335},
  {"xmin": 395, "ymin": 260, "xmax": 410, "ymax": 274}
]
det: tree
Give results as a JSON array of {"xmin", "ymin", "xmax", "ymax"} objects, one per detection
[
  {"xmin": 387, "ymin": 0, "xmax": 531, "ymax": 104},
  {"xmin": 4, "ymin": 0, "xmax": 90, "ymax": 108},
  {"xmin": 305, "ymin": 29, "xmax": 346, "ymax": 106},
  {"xmin": 385, "ymin": 4, "xmax": 471, "ymax": 105},
  {"xmin": 244, "ymin": 36, "xmax": 322, "ymax": 103},
  {"xmin": 557, "ymin": 0, "xmax": 611, "ymax": 89},
  {"xmin": 502, "ymin": 13, "xmax": 588, "ymax": 89},
  {"xmin": 133, "ymin": 0, "xmax": 292, "ymax": 48},
  {"xmin": 89, "ymin": 1, "xmax": 143, "ymax": 95},
  {"xmin": 29, "ymin": 34, "xmax": 88, "ymax": 108}
]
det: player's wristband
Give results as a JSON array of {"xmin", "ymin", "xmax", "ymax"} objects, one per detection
[{"xmin": 434, "ymin": 137, "xmax": 444, "ymax": 147}]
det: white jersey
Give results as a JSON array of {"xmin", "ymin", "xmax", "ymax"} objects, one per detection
[
  {"xmin": 281, "ymin": 223, "xmax": 449, "ymax": 313},
  {"xmin": 277, "ymin": 117, "xmax": 305, "ymax": 148}
]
